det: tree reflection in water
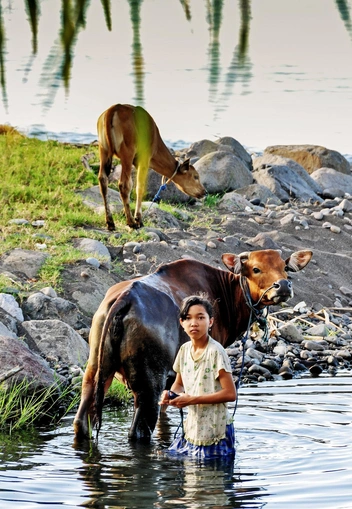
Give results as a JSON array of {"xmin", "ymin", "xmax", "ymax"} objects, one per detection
[{"xmin": 0, "ymin": 0, "xmax": 253, "ymax": 112}]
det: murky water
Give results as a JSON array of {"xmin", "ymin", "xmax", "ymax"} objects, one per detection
[{"xmin": 1, "ymin": 375, "xmax": 351, "ymax": 508}]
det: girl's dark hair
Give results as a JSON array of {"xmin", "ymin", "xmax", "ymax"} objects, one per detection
[{"xmin": 179, "ymin": 293, "xmax": 213, "ymax": 320}]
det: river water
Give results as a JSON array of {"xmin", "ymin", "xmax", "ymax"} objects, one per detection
[
  {"xmin": 1, "ymin": 0, "xmax": 352, "ymax": 155},
  {"xmin": 1, "ymin": 374, "xmax": 351, "ymax": 508}
]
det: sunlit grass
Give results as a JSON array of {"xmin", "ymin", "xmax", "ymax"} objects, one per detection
[
  {"xmin": 106, "ymin": 378, "xmax": 133, "ymax": 406},
  {"xmin": 0, "ymin": 377, "xmax": 81, "ymax": 433}
]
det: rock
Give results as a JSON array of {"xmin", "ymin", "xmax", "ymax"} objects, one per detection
[
  {"xmin": 278, "ymin": 323, "xmax": 305, "ymax": 343},
  {"xmin": 252, "ymin": 159, "xmax": 322, "ymax": 203},
  {"xmin": 186, "ymin": 139, "xmax": 218, "ymax": 159},
  {"xmin": 77, "ymin": 185, "xmax": 123, "ymax": 213},
  {"xmin": 194, "ymin": 151, "xmax": 253, "ymax": 194},
  {"xmin": 305, "ymin": 324, "xmax": 330, "ymax": 337},
  {"xmin": 0, "ymin": 293, "xmax": 24, "ymax": 321},
  {"xmin": 235, "ymin": 183, "xmax": 282, "ymax": 205},
  {"xmin": 310, "ymin": 168, "xmax": 352, "ymax": 196},
  {"xmin": 19, "ymin": 319, "xmax": 89, "ymax": 367},
  {"xmin": 22, "ymin": 292, "xmax": 83, "ymax": 329},
  {"xmin": 0, "ymin": 335, "xmax": 63, "ymax": 391},
  {"xmin": 74, "ymin": 238, "xmax": 111, "ymax": 268},
  {"xmin": 264, "ymin": 144, "xmax": 350, "ymax": 175},
  {"xmin": 215, "ymin": 137, "xmax": 253, "ymax": 171},
  {"xmin": 303, "ymin": 340, "xmax": 327, "ymax": 351},
  {"xmin": 0, "ymin": 248, "xmax": 49, "ymax": 280},
  {"xmin": 218, "ymin": 191, "xmax": 254, "ymax": 211},
  {"xmin": 309, "ymin": 364, "xmax": 323, "ymax": 377}
]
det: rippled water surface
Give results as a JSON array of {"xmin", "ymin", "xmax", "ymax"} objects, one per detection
[
  {"xmin": 1, "ymin": 375, "xmax": 351, "ymax": 509},
  {"xmin": 1, "ymin": 0, "xmax": 352, "ymax": 154}
]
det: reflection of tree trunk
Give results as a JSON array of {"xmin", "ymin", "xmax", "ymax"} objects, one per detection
[
  {"xmin": 207, "ymin": 0, "xmax": 223, "ymax": 102},
  {"xmin": 0, "ymin": 1, "xmax": 7, "ymax": 106},
  {"xmin": 335, "ymin": 0, "xmax": 352, "ymax": 38},
  {"xmin": 25, "ymin": 0, "xmax": 39, "ymax": 54},
  {"xmin": 128, "ymin": 0, "xmax": 145, "ymax": 105},
  {"xmin": 179, "ymin": 0, "xmax": 191, "ymax": 21}
]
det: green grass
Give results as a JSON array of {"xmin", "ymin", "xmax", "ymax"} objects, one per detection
[
  {"xmin": 0, "ymin": 377, "xmax": 81, "ymax": 433},
  {"xmin": 0, "ymin": 127, "xmax": 222, "ymax": 290},
  {"xmin": 0, "ymin": 128, "xmax": 163, "ymax": 290},
  {"xmin": 105, "ymin": 378, "xmax": 133, "ymax": 406}
]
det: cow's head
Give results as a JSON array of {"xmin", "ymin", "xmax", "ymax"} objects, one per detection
[
  {"xmin": 173, "ymin": 158, "xmax": 207, "ymax": 199},
  {"xmin": 222, "ymin": 249, "xmax": 313, "ymax": 307}
]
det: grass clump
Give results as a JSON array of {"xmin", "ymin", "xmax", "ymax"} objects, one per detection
[
  {"xmin": 0, "ymin": 377, "xmax": 81, "ymax": 433},
  {"xmin": 105, "ymin": 378, "xmax": 132, "ymax": 406}
]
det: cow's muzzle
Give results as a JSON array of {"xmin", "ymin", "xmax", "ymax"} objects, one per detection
[{"xmin": 266, "ymin": 279, "xmax": 293, "ymax": 304}]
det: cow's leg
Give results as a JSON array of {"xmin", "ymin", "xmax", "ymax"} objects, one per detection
[
  {"xmin": 98, "ymin": 146, "xmax": 115, "ymax": 231},
  {"xmin": 118, "ymin": 154, "xmax": 138, "ymax": 228},
  {"xmin": 73, "ymin": 307, "xmax": 115, "ymax": 439},
  {"xmin": 134, "ymin": 159, "xmax": 150, "ymax": 228},
  {"xmin": 127, "ymin": 365, "xmax": 168, "ymax": 443},
  {"xmin": 73, "ymin": 362, "xmax": 96, "ymax": 439}
]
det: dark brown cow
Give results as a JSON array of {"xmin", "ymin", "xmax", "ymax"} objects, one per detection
[
  {"xmin": 73, "ymin": 249, "xmax": 312, "ymax": 442},
  {"xmin": 97, "ymin": 103, "xmax": 206, "ymax": 230}
]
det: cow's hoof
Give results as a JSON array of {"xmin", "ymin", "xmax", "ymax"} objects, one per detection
[{"xmin": 73, "ymin": 417, "xmax": 89, "ymax": 440}]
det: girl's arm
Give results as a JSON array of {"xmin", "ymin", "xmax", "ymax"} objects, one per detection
[{"xmin": 172, "ymin": 369, "xmax": 236, "ymax": 408}]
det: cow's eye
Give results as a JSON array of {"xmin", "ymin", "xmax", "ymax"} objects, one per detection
[{"xmin": 253, "ymin": 267, "xmax": 261, "ymax": 274}]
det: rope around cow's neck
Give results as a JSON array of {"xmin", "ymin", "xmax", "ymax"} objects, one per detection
[
  {"xmin": 147, "ymin": 161, "xmax": 181, "ymax": 211},
  {"xmin": 232, "ymin": 276, "xmax": 271, "ymax": 418}
]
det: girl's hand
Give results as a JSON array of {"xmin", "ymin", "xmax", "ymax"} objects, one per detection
[
  {"xmin": 158, "ymin": 390, "xmax": 170, "ymax": 405},
  {"xmin": 168, "ymin": 393, "xmax": 190, "ymax": 408}
]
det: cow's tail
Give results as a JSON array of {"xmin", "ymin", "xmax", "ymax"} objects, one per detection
[{"xmin": 93, "ymin": 293, "xmax": 130, "ymax": 435}]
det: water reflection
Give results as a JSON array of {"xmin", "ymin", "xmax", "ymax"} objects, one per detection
[
  {"xmin": 129, "ymin": 0, "xmax": 145, "ymax": 104},
  {"xmin": 0, "ymin": 0, "xmax": 253, "ymax": 113},
  {"xmin": 1, "ymin": 377, "xmax": 352, "ymax": 508},
  {"xmin": 335, "ymin": 0, "xmax": 352, "ymax": 39}
]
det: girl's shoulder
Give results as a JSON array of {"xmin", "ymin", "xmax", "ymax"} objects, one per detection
[{"xmin": 208, "ymin": 336, "xmax": 227, "ymax": 354}]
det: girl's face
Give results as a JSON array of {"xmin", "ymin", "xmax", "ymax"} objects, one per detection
[{"xmin": 180, "ymin": 304, "xmax": 214, "ymax": 341}]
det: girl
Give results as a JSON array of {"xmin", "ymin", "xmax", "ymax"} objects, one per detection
[{"xmin": 159, "ymin": 294, "xmax": 237, "ymax": 458}]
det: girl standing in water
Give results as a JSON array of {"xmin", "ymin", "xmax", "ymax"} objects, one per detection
[{"xmin": 159, "ymin": 294, "xmax": 237, "ymax": 458}]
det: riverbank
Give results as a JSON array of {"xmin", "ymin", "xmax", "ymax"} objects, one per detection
[{"xmin": 1, "ymin": 128, "xmax": 352, "ymax": 428}]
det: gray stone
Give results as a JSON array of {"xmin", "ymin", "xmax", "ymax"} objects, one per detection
[
  {"xmin": 19, "ymin": 319, "xmax": 89, "ymax": 367},
  {"xmin": 0, "ymin": 293, "xmax": 24, "ymax": 321},
  {"xmin": 0, "ymin": 248, "xmax": 49, "ymax": 280},
  {"xmin": 0, "ymin": 335, "xmax": 62, "ymax": 391},
  {"xmin": 264, "ymin": 144, "xmax": 350, "ymax": 175},
  {"xmin": 278, "ymin": 323, "xmax": 305, "ymax": 343},
  {"xmin": 252, "ymin": 159, "xmax": 322, "ymax": 203},
  {"xmin": 310, "ymin": 168, "xmax": 352, "ymax": 196},
  {"xmin": 195, "ymin": 151, "xmax": 253, "ymax": 194}
]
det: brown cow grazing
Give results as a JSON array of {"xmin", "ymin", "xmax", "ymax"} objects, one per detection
[
  {"xmin": 97, "ymin": 103, "xmax": 206, "ymax": 230},
  {"xmin": 73, "ymin": 249, "xmax": 312, "ymax": 442}
]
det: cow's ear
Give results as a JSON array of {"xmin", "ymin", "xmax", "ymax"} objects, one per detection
[
  {"xmin": 179, "ymin": 158, "xmax": 190, "ymax": 173},
  {"xmin": 285, "ymin": 250, "xmax": 313, "ymax": 272},
  {"xmin": 222, "ymin": 252, "xmax": 249, "ymax": 274}
]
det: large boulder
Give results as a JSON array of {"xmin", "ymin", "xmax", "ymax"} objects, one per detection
[
  {"xmin": 19, "ymin": 319, "xmax": 89, "ymax": 367},
  {"xmin": 216, "ymin": 137, "xmax": 253, "ymax": 171},
  {"xmin": 252, "ymin": 161, "xmax": 322, "ymax": 203},
  {"xmin": 186, "ymin": 137, "xmax": 252, "ymax": 172},
  {"xmin": 310, "ymin": 167, "xmax": 352, "ymax": 196},
  {"xmin": 264, "ymin": 144, "xmax": 350, "ymax": 175},
  {"xmin": 194, "ymin": 151, "xmax": 253, "ymax": 194},
  {"xmin": 0, "ymin": 335, "xmax": 60, "ymax": 391},
  {"xmin": 59, "ymin": 262, "xmax": 120, "ymax": 319},
  {"xmin": 253, "ymin": 154, "xmax": 323, "ymax": 195},
  {"xmin": 22, "ymin": 291, "xmax": 84, "ymax": 329}
]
